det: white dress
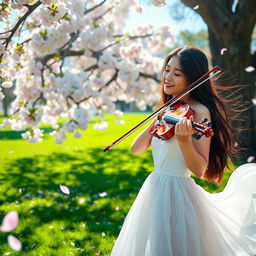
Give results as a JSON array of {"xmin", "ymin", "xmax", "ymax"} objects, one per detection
[{"xmin": 110, "ymin": 136, "xmax": 256, "ymax": 256}]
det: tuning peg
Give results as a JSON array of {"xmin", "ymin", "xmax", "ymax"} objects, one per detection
[
  {"xmin": 192, "ymin": 132, "xmax": 202, "ymax": 140},
  {"xmin": 206, "ymin": 121, "xmax": 212, "ymax": 127},
  {"xmin": 201, "ymin": 117, "xmax": 208, "ymax": 123}
]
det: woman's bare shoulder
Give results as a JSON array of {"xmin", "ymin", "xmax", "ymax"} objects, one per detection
[{"xmin": 189, "ymin": 102, "xmax": 211, "ymax": 119}]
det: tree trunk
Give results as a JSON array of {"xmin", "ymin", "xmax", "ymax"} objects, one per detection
[
  {"xmin": 181, "ymin": 0, "xmax": 256, "ymax": 160},
  {"xmin": 208, "ymin": 27, "xmax": 256, "ymax": 158},
  {"xmin": 2, "ymin": 87, "xmax": 15, "ymax": 117}
]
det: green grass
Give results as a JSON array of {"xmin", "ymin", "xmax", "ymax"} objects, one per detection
[{"xmin": 0, "ymin": 113, "xmax": 233, "ymax": 255}]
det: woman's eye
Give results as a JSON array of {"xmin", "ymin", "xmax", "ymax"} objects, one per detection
[
  {"xmin": 174, "ymin": 73, "xmax": 180, "ymax": 76},
  {"xmin": 165, "ymin": 69, "xmax": 169, "ymax": 72}
]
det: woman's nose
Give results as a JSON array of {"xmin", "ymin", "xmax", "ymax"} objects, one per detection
[{"xmin": 166, "ymin": 72, "xmax": 173, "ymax": 80}]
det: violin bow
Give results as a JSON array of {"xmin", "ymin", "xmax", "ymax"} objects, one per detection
[{"xmin": 103, "ymin": 66, "xmax": 221, "ymax": 152}]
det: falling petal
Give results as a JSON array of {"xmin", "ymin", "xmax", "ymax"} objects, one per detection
[
  {"xmin": 247, "ymin": 156, "xmax": 255, "ymax": 163},
  {"xmin": 193, "ymin": 5, "xmax": 199, "ymax": 10},
  {"xmin": 252, "ymin": 98, "xmax": 256, "ymax": 105},
  {"xmin": 244, "ymin": 66, "xmax": 255, "ymax": 72},
  {"xmin": 220, "ymin": 48, "xmax": 227, "ymax": 55},
  {"xmin": 99, "ymin": 192, "xmax": 107, "ymax": 197},
  {"xmin": 0, "ymin": 211, "xmax": 19, "ymax": 232},
  {"xmin": 60, "ymin": 185, "xmax": 70, "ymax": 195},
  {"xmin": 7, "ymin": 235, "xmax": 22, "ymax": 251},
  {"xmin": 234, "ymin": 142, "xmax": 238, "ymax": 148},
  {"xmin": 101, "ymin": 232, "xmax": 106, "ymax": 237}
]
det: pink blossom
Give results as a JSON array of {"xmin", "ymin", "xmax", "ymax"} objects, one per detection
[
  {"xmin": 151, "ymin": 0, "xmax": 166, "ymax": 6},
  {"xmin": 134, "ymin": 5, "xmax": 143, "ymax": 13}
]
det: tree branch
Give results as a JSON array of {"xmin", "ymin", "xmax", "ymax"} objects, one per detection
[
  {"xmin": 84, "ymin": 0, "xmax": 107, "ymax": 15},
  {"xmin": 140, "ymin": 72, "xmax": 160, "ymax": 83},
  {"xmin": 0, "ymin": 1, "xmax": 42, "ymax": 62},
  {"xmin": 77, "ymin": 70, "xmax": 119, "ymax": 104}
]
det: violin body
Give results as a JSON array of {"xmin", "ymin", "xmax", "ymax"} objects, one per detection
[{"xmin": 149, "ymin": 101, "xmax": 214, "ymax": 140}]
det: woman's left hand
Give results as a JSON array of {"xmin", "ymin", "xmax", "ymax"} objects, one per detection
[{"xmin": 175, "ymin": 115, "xmax": 195, "ymax": 142}]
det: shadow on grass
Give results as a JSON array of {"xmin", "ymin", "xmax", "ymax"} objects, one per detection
[
  {"xmin": 0, "ymin": 127, "xmax": 54, "ymax": 140},
  {"xmin": 0, "ymin": 148, "xmax": 228, "ymax": 255}
]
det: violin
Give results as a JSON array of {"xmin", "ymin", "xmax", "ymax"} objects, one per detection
[
  {"xmin": 149, "ymin": 100, "xmax": 214, "ymax": 140},
  {"xmin": 103, "ymin": 66, "xmax": 221, "ymax": 152}
]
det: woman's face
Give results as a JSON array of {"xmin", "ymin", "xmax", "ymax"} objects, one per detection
[{"xmin": 163, "ymin": 56, "xmax": 189, "ymax": 97}]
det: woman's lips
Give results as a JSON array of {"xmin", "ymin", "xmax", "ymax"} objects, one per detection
[{"xmin": 164, "ymin": 83, "xmax": 174, "ymax": 88}]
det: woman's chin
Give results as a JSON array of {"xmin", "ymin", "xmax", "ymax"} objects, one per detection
[{"xmin": 164, "ymin": 88, "xmax": 173, "ymax": 95}]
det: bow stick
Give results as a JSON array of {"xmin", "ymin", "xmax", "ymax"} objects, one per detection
[{"xmin": 103, "ymin": 66, "xmax": 221, "ymax": 152}]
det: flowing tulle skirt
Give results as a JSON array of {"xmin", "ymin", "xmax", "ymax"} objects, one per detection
[{"xmin": 110, "ymin": 163, "xmax": 256, "ymax": 256}]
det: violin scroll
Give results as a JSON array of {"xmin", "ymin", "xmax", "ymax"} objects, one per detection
[{"xmin": 191, "ymin": 117, "xmax": 214, "ymax": 140}]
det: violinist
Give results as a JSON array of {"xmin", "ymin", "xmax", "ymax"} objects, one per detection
[{"xmin": 110, "ymin": 46, "xmax": 256, "ymax": 256}]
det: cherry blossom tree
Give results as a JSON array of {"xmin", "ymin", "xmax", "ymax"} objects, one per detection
[{"xmin": 0, "ymin": 0, "xmax": 175, "ymax": 143}]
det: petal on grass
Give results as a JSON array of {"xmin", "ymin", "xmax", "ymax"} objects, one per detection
[
  {"xmin": 99, "ymin": 192, "xmax": 107, "ymax": 197},
  {"xmin": 7, "ymin": 235, "xmax": 22, "ymax": 251},
  {"xmin": 0, "ymin": 211, "xmax": 19, "ymax": 232},
  {"xmin": 60, "ymin": 185, "xmax": 70, "ymax": 195}
]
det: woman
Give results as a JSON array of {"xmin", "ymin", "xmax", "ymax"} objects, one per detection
[{"xmin": 110, "ymin": 46, "xmax": 256, "ymax": 255}]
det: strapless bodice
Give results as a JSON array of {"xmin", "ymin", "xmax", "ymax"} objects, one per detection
[{"xmin": 151, "ymin": 136, "xmax": 192, "ymax": 178}]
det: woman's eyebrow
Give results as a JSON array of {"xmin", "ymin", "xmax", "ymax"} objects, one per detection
[{"xmin": 166, "ymin": 64, "xmax": 183, "ymax": 72}]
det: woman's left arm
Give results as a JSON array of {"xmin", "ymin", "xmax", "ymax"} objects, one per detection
[{"xmin": 175, "ymin": 106, "xmax": 211, "ymax": 178}]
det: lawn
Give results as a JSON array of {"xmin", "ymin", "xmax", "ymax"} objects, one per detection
[{"xmin": 0, "ymin": 113, "xmax": 233, "ymax": 256}]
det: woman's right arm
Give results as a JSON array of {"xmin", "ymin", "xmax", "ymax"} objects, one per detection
[{"xmin": 130, "ymin": 119, "xmax": 157, "ymax": 154}]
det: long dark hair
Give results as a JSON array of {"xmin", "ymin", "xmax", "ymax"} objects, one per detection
[{"xmin": 159, "ymin": 46, "xmax": 245, "ymax": 185}]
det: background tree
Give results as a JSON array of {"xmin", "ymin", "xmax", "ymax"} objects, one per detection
[{"xmin": 167, "ymin": 0, "xmax": 256, "ymax": 159}]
